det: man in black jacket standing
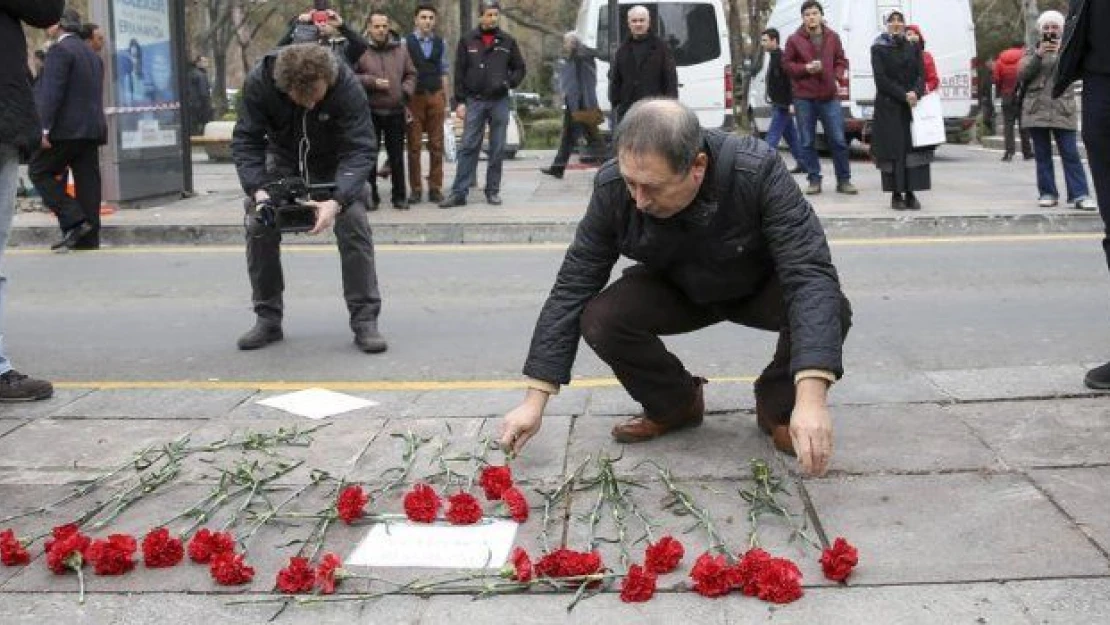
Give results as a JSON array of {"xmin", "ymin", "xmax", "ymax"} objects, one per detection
[
  {"xmin": 761, "ymin": 28, "xmax": 805, "ymax": 174},
  {"xmin": 1055, "ymin": 0, "xmax": 1110, "ymax": 389},
  {"xmin": 29, "ymin": 7, "xmax": 106, "ymax": 251},
  {"xmin": 231, "ymin": 43, "xmax": 387, "ymax": 354},
  {"xmin": 439, "ymin": 1, "xmax": 526, "ymax": 208},
  {"xmin": 498, "ymin": 99, "xmax": 851, "ymax": 478},
  {"xmin": 608, "ymin": 6, "xmax": 678, "ymax": 124},
  {"xmin": 0, "ymin": 0, "xmax": 62, "ymax": 400}
]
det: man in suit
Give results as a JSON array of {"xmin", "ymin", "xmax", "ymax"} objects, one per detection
[
  {"xmin": 29, "ymin": 7, "xmax": 107, "ymax": 251},
  {"xmin": 0, "ymin": 0, "xmax": 63, "ymax": 400},
  {"xmin": 608, "ymin": 6, "xmax": 678, "ymax": 125}
]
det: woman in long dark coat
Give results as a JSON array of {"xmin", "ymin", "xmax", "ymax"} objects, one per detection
[{"xmin": 870, "ymin": 11, "xmax": 927, "ymax": 210}]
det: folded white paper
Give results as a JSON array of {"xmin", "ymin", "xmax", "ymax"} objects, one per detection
[{"xmin": 256, "ymin": 388, "xmax": 378, "ymax": 420}]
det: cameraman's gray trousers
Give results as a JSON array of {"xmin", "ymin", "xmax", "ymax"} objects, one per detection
[{"xmin": 244, "ymin": 188, "xmax": 382, "ymax": 333}]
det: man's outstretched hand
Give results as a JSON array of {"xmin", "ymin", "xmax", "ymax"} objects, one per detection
[
  {"xmin": 789, "ymin": 378, "xmax": 834, "ymax": 477},
  {"xmin": 498, "ymin": 389, "xmax": 549, "ymax": 456}
]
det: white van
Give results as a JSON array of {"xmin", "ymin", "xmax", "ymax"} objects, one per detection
[
  {"xmin": 747, "ymin": 0, "xmax": 979, "ymax": 145},
  {"xmin": 574, "ymin": 0, "xmax": 733, "ymax": 130}
]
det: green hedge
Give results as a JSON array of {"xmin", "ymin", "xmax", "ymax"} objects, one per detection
[{"xmin": 523, "ymin": 118, "xmax": 564, "ymax": 149}]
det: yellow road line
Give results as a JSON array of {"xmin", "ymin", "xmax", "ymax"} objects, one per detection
[
  {"xmin": 5, "ymin": 233, "xmax": 1100, "ymax": 256},
  {"xmin": 52, "ymin": 375, "xmax": 756, "ymax": 392}
]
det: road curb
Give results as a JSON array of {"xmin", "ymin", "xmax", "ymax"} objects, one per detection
[{"xmin": 7, "ymin": 213, "xmax": 1104, "ymax": 248}]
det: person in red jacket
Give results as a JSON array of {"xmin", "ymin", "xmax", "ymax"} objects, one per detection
[
  {"xmin": 993, "ymin": 42, "xmax": 1032, "ymax": 161},
  {"xmin": 906, "ymin": 25, "xmax": 938, "ymax": 93},
  {"xmin": 783, "ymin": 1, "xmax": 857, "ymax": 196}
]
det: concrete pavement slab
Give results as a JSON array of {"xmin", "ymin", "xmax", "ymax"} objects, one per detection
[
  {"xmin": 1028, "ymin": 467, "xmax": 1110, "ymax": 555},
  {"xmin": 830, "ymin": 371, "xmax": 951, "ymax": 406},
  {"xmin": 346, "ymin": 418, "xmax": 486, "ymax": 485},
  {"xmin": 1006, "ymin": 578, "xmax": 1110, "ymax": 624},
  {"xmin": 52, "ymin": 389, "xmax": 254, "ymax": 420},
  {"xmin": 951, "ymin": 398, "xmax": 1110, "ymax": 467},
  {"xmin": 0, "ymin": 389, "xmax": 93, "ymax": 420},
  {"xmin": 178, "ymin": 417, "xmax": 387, "ymax": 485},
  {"xmin": 563, "ymin": 477, "xmax": 831, "ymax": 590},
  {"xmin": 805, "ymin": 473, "xmax": 1109, "ymax": 585},
  {"xmin": 925, "ymin": 365, "xmax": 1091, "ymax": 401},
  {"xmin": 585, "ymin": 382, "xmax": 757, "ymax": 417},
  {"xmin": 0, "ymin": 419, "xmax": 202, "ymax": 485},
  {"xmin": 227, "ymin": 390, "xmax": 422, "ymax": 421},
  {"xmin": 831, "ymin": 404, "xmax": 1000, "ymax": 474},
  {"xmin": 0, "ymin": 419, "xmax": 25, "ymax": 440},
  {"xmin": 566, "ymin": 414, "xmax": 773, "ymax": 481},
  {"xmin": 420, "ymin": 593, "xmax": 737, "ymax": 624}
]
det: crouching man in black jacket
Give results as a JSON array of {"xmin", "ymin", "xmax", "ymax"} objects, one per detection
[
  {"xmin": 231, "ymin": 43, "xmax": 387, "ymax": 354},
  {"xmin": 499, "ymin": 99, "xmax": 852, "ymax": 477}
]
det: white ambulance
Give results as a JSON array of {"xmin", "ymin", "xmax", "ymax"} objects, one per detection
[
  {"xmin": 574, "ymin": 0, "xmax": 734, "ymax": 130},
  {"xmin": 747, "ymin": 0, "xmax": 979, "ymax": 145}
]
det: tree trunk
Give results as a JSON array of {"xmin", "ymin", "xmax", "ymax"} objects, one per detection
[{"xmin": 1023, "ymin": 0, "xmax": 1040, "ymax": 47}]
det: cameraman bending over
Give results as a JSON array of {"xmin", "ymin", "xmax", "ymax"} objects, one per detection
[{"xmin": 231, "ymin": 43, "xmax": 387, "ymax": 354}]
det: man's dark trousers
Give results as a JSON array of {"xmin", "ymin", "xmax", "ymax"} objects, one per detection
[
  {"xmin": 1083, "ymin": 73, "xmax": 1110, "ymax": 273},
  {"xmin": 245, "ymin": 187, "xmax": 382, "ymax": 331},
  {"xmin": 1001, "ymin": 95, "xmax": 1032, "ymax": 157},
  {"xmin": 451, "ymin": 97, "xmax": 510, "ymax": 198},
  {"xmin": 29, "ymin": 139, "xmax": 101, "ymax": 247},
  {"xmin": 370, "ymin": 112, "xmax": 407, "ymax": 204},
  {"xmin": 580, "ymin": 266, "xmax": 852, "ymax": 426}
]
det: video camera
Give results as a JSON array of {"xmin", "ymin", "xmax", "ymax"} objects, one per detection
[
  {"xmin": 291, "ymin": 0, "xmax": 339, "ymax": 44},
  {"xmin": 254, "ymin": 177, "xmax": 336, "ymax": 233}
]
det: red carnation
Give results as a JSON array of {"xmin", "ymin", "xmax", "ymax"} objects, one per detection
[
  {"xmin": 478, "ymin": 465, "xmax": 514, "ymax": 500},
  {"xmin": 0, "ymin": 529, "xmax": 30, "ymax": 566},
  {"xmin": 316, "ymin": 553, "xmax": 343, "ymax": 595},
  {"xmin": 820, "ymin": 537, "xmax": 859, "ymax": 582},
  {"xmin": 620, "ymin": 563, "xmax": 657, "ymax": 602},
  {"xmin": 403, "ymin": 483, "xmax": 441, "ymax": 523},
  {"xmin": 86, "ymin": 534, "xmax": 138, "ymax": 575},
  {"xmin": 735, "ymin": 547, "xmax": 772, "ymax": 596},
  {"xmin": 210, "ymin": 551, "xmax": 255, "ymax": 586},
  {"xmin": 445, "ymin": 492, "xmax": 484, "ymax": 525},
  {"xmin": 753, "ymin": 556, "xmax": 803, "ymax": 604},
  {"xmin": 141, "ymin": 527, "xmax": 184, "ymax": 568},
  {"xmin": 45, "ymin": 524, "xmax": 90, "ymax": 575},
  {"xmin": 689, "ymin": 552, "xmax": 734, "ymax": 598},
  {"xmin": 276, "ymin": 556, "xmax": 316, "ymax": 594},
  {"xmin": 187, "ymin": 528, "xmax": 236, "ymax": 564},
  {"xmin": 501, "ymin": 546, "xmax": 533, "ymax": 582},
  {"xmin": 501, "ymin": 487, "xmax": 529, "ymax": 523},
  {"xmin": 644, "ymin": 535, "xmax": 684, "ymax": 574},
  {"xmin": 534, "ymin": 548, "xmax": 603, "ymax": 579},
  {"xmin": 336, "ymin": 485, "xmax": 369, "ymax": 525}
]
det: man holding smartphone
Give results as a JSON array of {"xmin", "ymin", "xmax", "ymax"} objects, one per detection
[{"xmin": 783, "ymin": 1, "xmax": 857, "ymax": 196}]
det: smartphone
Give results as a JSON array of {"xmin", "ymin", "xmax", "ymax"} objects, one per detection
[{"xmin": 1042, "ymin": 32, "xmax": 1059, "ymax": 44}]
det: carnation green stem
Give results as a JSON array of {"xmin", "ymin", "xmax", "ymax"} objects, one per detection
[
  {"xmin": 76, "ymin": 566, "xmax": 86, "ymax": 604},
  {"xmin": 650, "ymin": 461, "xmax": 734, "ymax": 559}
]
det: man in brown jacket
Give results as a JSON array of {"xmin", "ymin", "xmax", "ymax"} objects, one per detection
[{"xmin": 356, "ymin": 11, "xmax": 416, "ymax": 210}]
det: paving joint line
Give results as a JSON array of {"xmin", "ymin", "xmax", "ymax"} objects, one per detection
[{"xmin": 1019, "ymin": 470, "xmax": 1110, "ymax": 564}]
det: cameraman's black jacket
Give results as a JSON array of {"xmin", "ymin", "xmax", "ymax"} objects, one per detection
[
  {"xmin": 232, "ymin": 51, "xmax": 376, "ymax": 208},
  {"xmin": 276, "ymin": 19, "xmax": 368, "ymax": 69},
  {"xmin": 452, "ymin": 27, "xmax": 526, "ymax": 107},
  {"xmin": 523, "ymin": 131, "xmax": 847, "ymax": 385}
]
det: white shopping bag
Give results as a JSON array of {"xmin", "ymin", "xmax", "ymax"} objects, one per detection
[
  {"xmin": 910, "ymin": 92, "xmax": 945, "ymax": 148},
  {"xmin": 444, "ymin": 116, "xmax": 458, "ymax": 163}
]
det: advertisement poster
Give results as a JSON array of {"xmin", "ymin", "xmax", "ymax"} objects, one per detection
[{"xmin": 111, "ymin": 0, "xmax": 178, "ymax": 150}]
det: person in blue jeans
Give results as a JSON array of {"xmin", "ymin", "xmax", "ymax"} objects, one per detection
[
  {"xmin": 760, "ymin": 28, "xmax": 805, "ymax": 174},
  {"xmin": 1020, "ymin": 11, "xmax": 1096, "ymax": 210},
  {"xmin": 783, "ymin": 1, "xmax": 857, "ymax": 195},
  {"xmin": 438, "ymin": 2, "xmax": 526, "ymax": 208}
]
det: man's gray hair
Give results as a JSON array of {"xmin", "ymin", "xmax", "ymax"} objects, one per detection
[
  {"xmin": 615, "ymin": 99, "xmax": 703, "ymax": 175},
  {"xmin": 628, "ymin": 5, "xmax": 650, "ymax": 19},
  {"xmin": 563, "ymin": 31, "xmax": 580, "ymax": 45}
]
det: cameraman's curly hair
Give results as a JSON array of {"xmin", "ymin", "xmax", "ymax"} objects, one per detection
[{"xmin": 273, "ymin": 44, "xmax": 339, "ymax": 99}]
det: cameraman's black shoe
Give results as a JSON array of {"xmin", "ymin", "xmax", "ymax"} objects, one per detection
[
  {"xmin": 354, "ymin": 327, "xmax": 388, "ymax": 354},
  {"xmin": 0, "ymin": 370, "xmax": 53, "ymax": 402},
  {"xmin": 237, "ymin": 321, "xmax": 283, "ymax": 350}
]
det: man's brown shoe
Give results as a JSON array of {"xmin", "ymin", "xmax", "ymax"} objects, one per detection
[
  {"xmin": 756, "ymin": 411, "xmax": 796, "ymax": 457},
  {"xmin": 611, "ymin": 378, "xmax": 706, "ymax": 443}
]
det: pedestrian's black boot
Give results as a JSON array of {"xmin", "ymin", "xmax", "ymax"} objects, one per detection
[
  {"xmin": 51, "ymin": 222, "xmax": 93, "ymax": 252},
  {"xmin": 1084, "ymin": 361, "xmax": 1110, "ymax": 390},
  {"xmin": 354, "ymin": 327, "xmax": 388, "ymax": 354},
  {"xmin": 905, "ymin": 192, "xmax": 921, "ymax": 210},
  {"xmin": 237, "ymin": 321, "xmax": 283, "ymax": 350},
  {"xmin": 540, "ymin": 166, "xmax": 565, "ymax": 179},
  {"xmin": 0, "ymin": 370, "xmax": 53, "ymax": 402}
]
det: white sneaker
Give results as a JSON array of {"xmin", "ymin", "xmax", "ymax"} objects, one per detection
[
  {"xmin": 1074, "ymin": 197, "xmax": 1098, "ymax": 211},
  {"xmin": 1038, "ymin": 196, "xmax": 1058, "ymax": 208}
]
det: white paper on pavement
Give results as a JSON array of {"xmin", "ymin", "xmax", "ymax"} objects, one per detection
[
  {"xmin": 346, "ymin": 519, "xmax": 519, "ymax": 569},
  {"xmin": 256, "ymin": 388, "xmax": 378, "ymax": 420}
]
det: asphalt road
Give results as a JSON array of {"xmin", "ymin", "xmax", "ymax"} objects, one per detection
[{"xmin": 4, "ymin": 235, "xmax": 1108, "ymax": 384}]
